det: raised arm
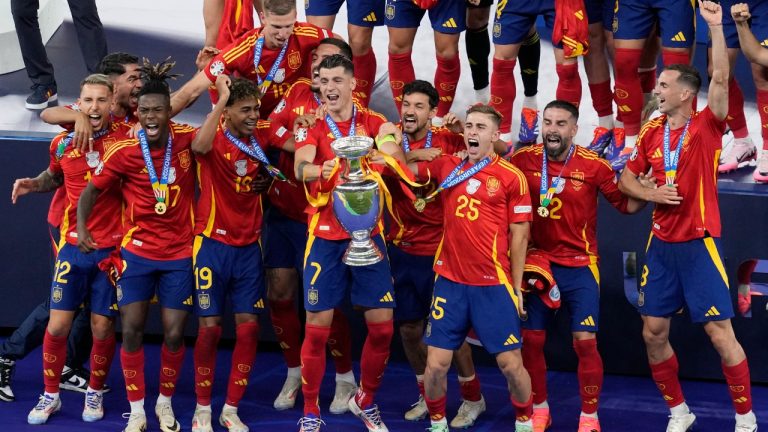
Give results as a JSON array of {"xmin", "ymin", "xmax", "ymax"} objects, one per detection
[
  {"xmin": 11, "ymin": 169, "xmax": 63, "ymax": 204},
  {"xmin": 170, "ymin": 71, "xmax": 214, "ymax": 117},
  {"xmin": 732, "ymin": 3, "xmax": 768, "ymax": 65},
  {"xmin": 701, "ymin": 0, "xmax": 728, "ymax": 120},
  {"xmin": 192, "ymin": 75, "xmax": 231, "ymax": 155}
]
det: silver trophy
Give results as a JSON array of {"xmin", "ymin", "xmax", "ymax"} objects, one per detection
[{"xmin": 331, "ymin": 136, "xmax": 384, "ymax": 266}]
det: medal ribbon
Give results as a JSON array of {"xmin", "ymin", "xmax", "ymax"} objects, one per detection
[
  {"xmin": 138, "ymin": 129, "xmax": 173, "ymax": 204},
  {"xmin": 539, "ymin": 143, "xmax": 575, "ymax": 207},
  {"xmin": 663, "ymin": 117, "xmax": 690, "ymax": 186},
  {"xmin": 402, "ymin": 128, "xmax": 432, "ymax": 153},
  {"xmin": 422, "ymin": 156, "xmax": 492, "ymax": 202},
  {"xmin": 320, "ymin": 99, "xmax": 357, "ymax": 139},
  {"xmin": 56, "ymin": 128, "xmax": 109, "ymax": 159},
  {"xmin": 223, "ymin": 128, "xmax": 288, "ymax": 181},
  {"xmin": 253, "ymin": 35, "xmax": 290, "ymax": 95}
]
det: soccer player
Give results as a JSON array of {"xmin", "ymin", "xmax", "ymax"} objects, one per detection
[
  {"xmin": 172, "ymin": 0, "xmax": 333, "ymax": 118},
  {"xmin": 730, "ymin": 1, "xmax": 768, "ymax": 182},
  {"xmin": 266, "ymin": 38, "xmax": 358, "ymax": 414},
  {"xmin": 410, "ymin": 104, "xmax": 534, "ymax": 432},
  {"xmin": 77, "ymin": 60, "xmax": 198, "ymax": 432},
  {"xmin": 293, "ymin": 54, "xmax": 405, "ymax": 432},
  {"xmin": 305, "ymin": 0, "xmax": 382, "ymax": 107},
  {"xmin": 12, "ymin": 74, "xmax": 130, "ymax": 425},
  {"xmin": 619, "ymin": 3, "xmax": 758, "ymax": 431},
  {"xmin": 387, "ymin": 80, "xmax": 486, "ymax": 428},
  {"xmin": 511, "ymin": 100, "xmax": 646, "ymax": 432},
  {"xmin": 386, "ymin": 0, "xmax": 466, "ymax": 122},
  {"xmin": 203, "ymin": 0, "xmax": 263, "ymax": 48}
]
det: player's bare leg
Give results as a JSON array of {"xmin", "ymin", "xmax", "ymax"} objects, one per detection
[
  {"xmin": 267, "ymin": 267, "xmax": 303, "ymax": 410},
  {"xmin": 203, "ymin": 0, "xmax": 226, "ymax": 47},
  {"xmin": 750, "ymin": 63, "xmax": 768, "ymax": 182},
  {"xmin": 119, "ymin": 301, "xmax": 151, "ymax": 432},
  {"xmin": 490, "ymin": 42, "xmax": 523, "ymax": 142},
  {"xmin": 451, "ymin": 342, "xmax": 485, "ymax": 428},
  {"xmin": 497, "ymin": 349, "xmax": 533, "ymax": 430},
  {"xmin": 306, "ymin": 14, "xmax": 335, "ymax": 29},
  {"xmin": 387, "ymin": 27, "xmax": 419, "ymax": 111}
]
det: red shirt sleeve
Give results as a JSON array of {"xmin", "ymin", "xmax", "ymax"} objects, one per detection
[
  {"xmin": 625, "ymin": 134, "xmax": 650, "ymax": 175},
  {"xmin": 203, "ymin": 29, "xmax": 259, "ymax": 83},
  {"xmin": 699, "ymin": 106, "xmax": 727, "ymax": 151},
  {"xmin": 48, "ymin": 135, "xmax": 64, "ymax": 174},
  {"xmin": 596, "ymin": 158, "xmax": 629, "ymax": 213},
  {"xmin": 507, "ymin": 172, "xmax": 533, "ymax": 224},
  {"xmin": 90, "ymin": 148, "xmax": 124, "ymax": 191}
]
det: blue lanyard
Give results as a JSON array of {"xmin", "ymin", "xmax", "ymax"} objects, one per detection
[
  {"xmin": 427, "ymin": 156, "xmax": 492, "ymax": 200},
  {"xmin": 540, "ymin": 143, "xmax": 575, "ymax": 207},
  {"xmin": 56, "ymin": 128, "xmax": 109, "ymax": 159},
  {"xmin": 324, "ymin": 106, "xmax": 357, "ymax": 139},
  {"xmin": 138, "ymin": 129, "xmax": 173, "ymax": 203},
  {"xmin": 663, "ymin": 117, "xmax": 690, "ymax": 186},
  {"xmin": 222, "ymin": 128, "xmax": 287, "ymax": 181},
  {"xmin": 402, "ymin": 128, "xmax": 432, "ymax": 153},
  {"xmin": 253, "ymin": 35, "xmax": 289, "ymax": 94}
]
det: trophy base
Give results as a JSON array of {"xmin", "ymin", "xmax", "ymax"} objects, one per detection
[{"xmin": 343, "ymin": 237, "xmax": 384, "ymax": 267}]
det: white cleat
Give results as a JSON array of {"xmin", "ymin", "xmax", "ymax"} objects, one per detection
[
  {"xmin": 155, "ymin": 400, "xmax": 181, "ymax": 432},
  {"xmin": 719, "ymin": 137, "xmax": 757, "ymax": 173},
  {"xmin": 329, "ymin": 380, "xmax": 357, "ymax": 414},
  {"xmin": 348, "ymin": 396, "xmax": 389, "ymax": 432},
  {"xmin": 450, "ymin": 396, "xmax": 486, "ymax": 428},
  {"xmin": 122, "ymin": 411, "xmax": 148, "ymax": 432},
  {"xmin": 82, "ymin": 389, "xmax": 104, "ymax": 422},
  {"xmin": 666, "ymin": 411, "xmax": 696, "ymax": 432},
  {"xmin": 191, "ymin": 406, "xmax": 213, "ymax": 432},
  {"xmin": 404, "ymin": 395, "xmax": 427, "ymax": 421},
  {"xmin": 27, "ymin": 394, "xmax": 61, "ymax": 424},
  {"xmin": 274, "ymin": 375, "xmax": 302, "ymax": 410},
  {"xmin": 298, "ymin": 415, "xmax": 325, "ymax": 432},
  {"xmin": 735, "ymin": 411, "xmax": 758, "ymax": 432},
  {"xmin": 219, "ymin": 407, "xmax": 249, "ymax": 432}
]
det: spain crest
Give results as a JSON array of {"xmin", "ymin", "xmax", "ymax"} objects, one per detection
[
  {"xmin": 385, "ymin": 2, "xmax": 395, "ymax": 19},
  {"xmin": 486, "ymin": 176, "xmax": 500, "ymax": 196},
  {"xmin": 178, "ymin": 149, "xmax": 192, "ymax": 169},
  {"xmin": 308, "ymin": 288, "xmax": 319, "ymax": 305},
  {"xmin": 52, "ymin": 286, "xmax": 63, "ymax": 303},
  {"xmin": 288, "ymin": 51, "xmax": 301, "ymax": 70},
  {"xmin": 570, "ymin": 170, "xmax": 584, "ymax": 190},
  {"xmin": 198, "ymin": 293, "xmax": 211, "ymax": 310}
]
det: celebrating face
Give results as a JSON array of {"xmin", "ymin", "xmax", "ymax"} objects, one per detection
[
  {"xmin": 464, "ymin": 112, "xmax": 499, "ymax": 163},
  {"xmin": 261, "ymin": 9, "xmax": 296, "ymax": 49},
  {"xmin": 541, "ymin": 107, "xmax": 577, "ymax": 160},
  {"xmin": 78, "ymin": 83, "xmax": 113, "ymax": 132},
  {"xmin": 310, "ymin": 43, "xmax": 343, "ymax": 92},
  {"xmin": 401, "ymin": 92, "xmax": 435, "ymax": 137},
  {"xmin": 225, "ymin": 96, "xmax": 261, "ymax": 138},
  {"xmin": 319, "ymin": 65, "xmax": 355, "ymax": 115},
  {"xmin": 137, "ymin": 93, "xmax": 171, "ymax": 144}
]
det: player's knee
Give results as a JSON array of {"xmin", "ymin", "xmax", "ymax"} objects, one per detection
[
  {"xmin": 90, "ymin": 317, "xmax": 113, "ymax": 340},
  {"xmin": 267, "ymin": 270, "xmax": 296, "ymax": 301},
  {"xmin": 121, "ymin": 328, "xmax": 144, "ymax": 351},
  {"xmin": 46, "ymin": 321, "xmax": 71, "ymax": 338},
  {"xmin": 641, "ymin": 324, "xmax": 668, "ymax": 348},
  {"xmin": 366, "ymin": 319, "xmax": 394, "ymax": 345},
  {"xmin": 399, "ymin": 321, "xmax": 424, "ymax": 345},
  {"xmin": 497, "ymin": 352, "xmax": 526, "ymax": 379},
  {"xmin": 163, "ymin": 329, "xmax": 185, "ymax": 351},
  {"xmin": 426, "ymin": 354, "xmax": 451, "ymax": 377}
]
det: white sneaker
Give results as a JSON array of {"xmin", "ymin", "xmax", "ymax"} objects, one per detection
[
  {"xmin": 428, "ymin": 419, "xmax": 450, "ymax": 432},
  {"xmin": 719, "ymin": 137, "xmax": 757, "ymax": 173},
  {"xmin": 516, "ymin": 419, "xmax": 534, "ymax": 432},
  {"xmin": 219, "ymin": 407, "xmax": 249, "ymax": 432},
  {"xmin": 450, "ymin": 396, "xmax": 486, "ymax": 428},
  {"xmin": 348, "ymin": 396, "xmax": 389, "ymax": 432},
  {"xmin": 666, "ymin": 411, "xmax": 696, "ymax": 432},
  {"xmin": 274, "ymin": 375, "xmax": 301, "ymax": 410},
  {"xmin": 329, "ymin": 380, "xmax": 357, "ymax": 414},
  {"xmin": 191, "ymin": 406, "xmax": 213, "ymax": 432},
  {"xmin": 298, "ymin": 415, "xmax": 325, "ymax": 432},
  {"xmin": 27, "ymin": 394, "xmax": 61, "ymax": 424},
  {"xmin": 735, "ymin": 411, "xmax": 758, "ymax": 432},
  {"xmin": 155, "ymin": 400, "xmax": 181, "ymax": 432},
  {"xmin": 403, "ymin": 395, "xmax": 427, "ymax": 421},
  {"xmin": 122, "ymin": 411, "xmax": 147, "ymax": 432},
  {"xmin": 82, "ymin": 388, "xmax": 104, "ymax": 422}
]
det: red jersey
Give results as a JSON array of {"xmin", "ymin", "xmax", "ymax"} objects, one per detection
[
  {"xmin": 626, "ymin": 107, "xmax": 726, "ymax": 242},
  {"xmin": 195, "ymin": 120, "xmax": 284, "ymax": 246},
  {"xmin": 48, "ymin": 189, "xmax": 67, "ymax": 227},
  {"xmin": 421, "ymin": 155, "xmax": 532, "ymax": 286},
  {"xmin": 387, "ymin": 127, "xmax": 466, "ymax": 256},
  {"xmin": 216, "ymin": 0, "xmax": 255, "ymax": 49},
  {"xmin": 294, "ymin": 108, "xmax": 387, "ymax": 240},
  {"xmin": 91, "ymin": 123, "xmax": 198, "ymax": 260},
  {"xmin": 204, "ymin": 23, "xmax": 331, "ymax": 116},
  {"xmin": 48, "ymin": 123, "xmax": 132, "ymax": 247},
  {"xmin": 511, "ymin": 145, "xmax": 629, "ymax": 267}
]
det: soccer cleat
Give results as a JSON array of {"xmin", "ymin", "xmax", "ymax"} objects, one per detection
[
  {"xmin": 329, "ymin": 380, "xmax": 358, "ymax": 414},
  {"xmin": 587, "ymin": 127, "xmax": 613, "ymax": 155},
  {"xmin": 82, "ymin": 389, "xmax": 104, "ymax": 422},
  {"xmin": 428, "ymin": 419, "xmax": 450, "ymax": 432},
  {"xmin": 578, "ymin": 415, "xmax": 601, "ymax": 432},
  {"xmin": 602, "ymin": 127, "xmax": 625, "ymax": 159},
  {"xmin": 450, "ymin": 396, "xmax": 486, "ymax": 428},
  {"xmin": 220, "ymin": 407, "xmax": 249, "ymax": 432},
  {"xmin": 665, "ymin": 411, "xmax": 696, "ymax": 432},
  {"xmin": 475, "ymin": 86, "xmax": 490, "ymax": 104},
  {"xmin": 156, "ymin": 400, "xmax": 181, "ymax": 432},
  {"xmin": 719, "ymin": 137, "xmax": 757, "ymax": 173},
  {"xmin": 518, "ymin": 107, "xmax": 540, "ymax": 145},
  {"xmin": 61, "ymin": 366, "xmax": 110, "ymax": 393},
  {"xmin": 735, "ymin": 411, "xmax": 758, "ymax": 432},
  {"xmin": 532, "ymin": 407, "xmax": 552, "ymax": 432},
  {"xmin": 298, "ymin": 414, "xmax": 325, "ymax": 432},
  {"xmin": 274, "ymin": 375, "xmax": 302, "ymax": 410},
  {"xmin": 610, "ymin": 147, "xmax": 634, "ymax": 172},
  {"xmin": 404, "ymin": 395, "xmax": 427, "ymax": 421},
  {"xmin": 25, "ymin": 83, "xmax": 58, "ymax": 110},
  {"xmin": 191, "ymin": 406, "xmax": 213, "ymax": 432},
  {"xmin": 122, "ymin": 411, "xmax": 148, "ymax": 432},
  {"xmin": 0, "ymin": 357, "xmax": 15, "ymax": 401},
  {"xmin": 516, "ymin": 419, "xmax": 535, "ymax": 432},
  {"xmin": 753, "ymin": 153, "xmax": 768, "ymax": 183},
  {"xmin": 27, "ymin": 394, "xmax": 61, "ymax": 424},
  {"xmin": 348, "ymin": 396, "xmax": 389, "ymax": 432}
]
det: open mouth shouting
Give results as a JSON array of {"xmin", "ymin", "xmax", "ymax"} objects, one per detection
[
  {"xmin": 403, "ymin": 114, "xmax": 418, "ymax": 131},
  {"xmin": 144, "ymin": 122, "xmax": 161, "ymax": 139}
]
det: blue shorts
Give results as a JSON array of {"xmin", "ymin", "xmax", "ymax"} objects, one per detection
[
  {"xmin": 192, "ymin": 236, "xmax": 266, "ymax": 317},
  {"xmin": 718, "ymin": 0, "xmax": 768, "ymax": 49},
  {"xmin": 613, "ymin": 0, "xmax": 695, "ymax": 48},
  {"xmin": 262, "ymin": 207, "xmax": 307, "ymax": 271},
  {"xmin": 389, "ymin": 244, "xmax": 435, "ymax": 322},
  {"xmin": 585, "ymin": 0, "xmax": 614, "ymax": 28},
  {"xmin": 425, "ymin": 276, "xmax": 522, "ymax": 354},
  {"xmin": 493, "ymin": 0, "xmax": 555, "ymax": 45},
  {"xmin": 50, "ymin": 244, "xmax": 117, "ymax": 317},
  {"xmin": 116, "ymin": 249, "xmax": 194, "ymax": 311},
  {"xmin": 385, "ymin": 0, "xmax": 467, "ymax": 33},
  {"xmin": 522, "ymin": 264, "xmax": 601, "ymax": 332},
  {"xmin": 303, "ymin": 235, "xmax": 394, "ymax": 312},
  {"xmin": 638, "ymin": 236, "xmax": 734, "ymax": 323},
  {"xmin": 306, "ymin": 0, "xmax": 385, "ymax": 27}
]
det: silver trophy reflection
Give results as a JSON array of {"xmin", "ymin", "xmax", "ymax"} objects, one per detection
[{"xmin": 331, "ymin": 136, "xmax": 383, "ymax": 266}]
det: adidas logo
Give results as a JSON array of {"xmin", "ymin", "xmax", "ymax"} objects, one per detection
[
  {"xmin": 197, "ymin": 380, "xmax": 212, "ymax": 387},
  {"xmin": 671, "ymin": 31, "xmax": 686, "ymax": 42},
  {"xmin": 580, "ymin": 316, "xmax": 596, "ymax": 326},
  {"xmin": 380, "ymin": 292, "xmax": 394, "ymax": 302},
  {"xmin": 183, "ymin": 296, "xmax": 193, "ymax": 306},
  {"xmin": 618, "ymin": 104, "xmax": 632, "ymax": 113},
  {"xmin": 734, "ymin": 396, "xmax": 748, "ymax": 403},
  {"xmin": 293, "ymin": 106, "xmax": 305, "ymax": 116},
  {"xmin": 254, "ymin": 299, "xmax": 264, "ymax": 308},
  {"xmin": 234, "ymin": 379, "xmax": 248, "ymax": 386},
  {"xmin": 652, "ymin": 148, "xmax": 663, "ymax": 159},
  {"xmin": 704, "ymin": 306, "xmax": 720, "ymax": 317},
  {"xmin": 442, "ymin": 18, "xmax": 458, "ymax": 28},
  {"xmin": 160, "ymin": 382, "xmax": 175, "ymax": 389},
  {"xmin": 362, "ymin": 12, "xmax": 377, "ymax": 22},
  {"xmin": 126, "ymin": 384, "xmax": 139, "ymax": 391},
  {"xmin": 503, "ymin": 334, "xmax": 520, "ymax": 346},
  {"xmin": 574, "ymin": 9, "xmax": 584, "ymax": 20}
]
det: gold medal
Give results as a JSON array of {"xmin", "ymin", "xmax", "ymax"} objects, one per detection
[
  {"xmin": 414, "ymin": 198, "xmax": 426, "ymax": 213},
  {"xmin": 537, "ymin": 206, "xmax": 549, "ymax": 218},
  {"xmin": 154, "ymin": 202, "xmax": 167, "ymax": 215}
]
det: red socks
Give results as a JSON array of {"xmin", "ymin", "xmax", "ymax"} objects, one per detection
[
  {"xmin": 639, "ymin": 67, "xmax": 657, "ymax": 94},
  {"xmin": 329, "ymin": 308, "xmax": 353, "ymax": 374},
  {"xmin": 727, "ymin": 79, "xmax": 749, "ymax": 139},
  {"xmin": 490, "ymin": 58, "xmax": 518, "ymax": 134},
  {"xmin": 121, "ymin": 347, "xmax": 146, "ymax": 402},
  {"xmin": 661, "ymin": 50, "xmax": 690, "ymax": 68},
  {"xmin": 269, "ymin": 299, "xmax": 301, "ymax": 369},
  {"xmin": 301, "ymin": 324, "xmax": 331, "ymax": 416},
  {"xmin": 226, "ymin": 321, "xmax": 260, "ymax": 406},
  {"xmin": 459, "ymin": 374, "xmax": 482, "ymax": 402},
  {"xmin": 425, "ymin": 394, "xmax": 447, "ymax": 421},
  {"xmin": 194, "ymin": 325, "xmax": 222, "ymax": 405},
  {"xmin": 757, "ymin": 90, "xmax": 768, "ymax": 149},
  {"xmin": 556, "ymin": 62, "xmax": 582, "ymax": 108},
  {"xmin": 614, "ymin": 47, "xmax": 643, "ymax": 135},
  {"xmin": 650, "ymin": 354, "xmax": 685, "ymax": 409},
  {"xmin": 42, "ymin": 330, "xmax": 67, "ymax": 393},
  {"xmin": 388, "ymin": 51, "xmax": 416, "ymax": 111},
  {"xmin": 574, "ymin": 338, "xmax": 604, "ymax": 414},
  {"xmin": 588, "ymin": 80, "xmax": 614, "ymax": 118},
  {"xmin": 355, "ymin": 319, "xmax": 394, "ymax": 409},
  {"xmin": 512, "ymin": 394, "xmax": 534, "ymax": 422},
  {"xmin": 159, "ymin": 344, "xmax": 185, "ymax": 397},
  {"xmin": 89, "ymin": 334, "xmax": 116, "ymax": 391},
  {"xmin": 353, "ymin": 48, "xmax": 377, "ymax": 108},
  {"xmin": 435, "ymin": 55, "xmax": 461, "ymax": 117},
  {"xmin": 723, "ymin": 359, "xmax": 753, "ymax": 414},
  {"xmin": 521, "ymin": 329, "xmax": 548, "ymax": 404}
]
